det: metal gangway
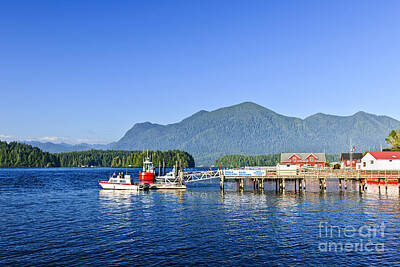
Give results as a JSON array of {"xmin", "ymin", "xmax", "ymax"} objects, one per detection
[{"xmin": 183, "ymin": 169, "xmax": 221, "ymax": 183}]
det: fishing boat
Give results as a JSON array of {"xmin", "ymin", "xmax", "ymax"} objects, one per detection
[{"xmin": 99, "ymin": 172, "xmax": 149, "ymax": 190}]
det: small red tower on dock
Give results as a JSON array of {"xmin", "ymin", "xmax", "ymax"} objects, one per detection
[{"xmin": 139, "ymin": 155, "xmax": 155, "ymax": 184}]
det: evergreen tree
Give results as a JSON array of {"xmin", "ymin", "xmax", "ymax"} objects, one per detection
[{"xmin": 386, "ymin": 129, "xmax": 400, "ymax": 150}]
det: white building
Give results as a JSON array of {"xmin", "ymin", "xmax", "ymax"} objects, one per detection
[
  {"xmin": 276, "ymin": 164, "xmax": 299, "ymax": 176},
  {"xmin": 357, "ymin": 151, "xmax": 400, "ymax": 170}
]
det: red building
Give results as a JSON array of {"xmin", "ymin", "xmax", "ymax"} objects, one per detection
[
  {"xmin": 340, "ymin": 153, "xmax": 363, "ymax": 168},
  {"xmin": 280, "ymin": 153, "xmax": 326, "ymax": 168}
]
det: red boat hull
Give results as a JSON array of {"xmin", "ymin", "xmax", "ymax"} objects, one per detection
[{"xmin": 139, "ymin": 171, "xmax": 155, "ymax": 184}]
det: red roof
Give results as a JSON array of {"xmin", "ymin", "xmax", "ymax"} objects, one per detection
[{"xmin": 367, "ymin": 151, "xmax": 400, "ymax": 160}]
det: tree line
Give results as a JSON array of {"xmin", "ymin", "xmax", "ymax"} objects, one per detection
[
  {"xmin": 2, "ymin": 128, "xmax": 398, "ymax": 168},
  {"xmin": 58, "ymin": 149, "xmax": 195, "ymax": 168},
  {"xmin": 0, "ymin": 141, "xmax": 195, "ymax": 168},
  {"xmin": 215, "ymin": 154, "xmax": 280, "ymax": 167}
]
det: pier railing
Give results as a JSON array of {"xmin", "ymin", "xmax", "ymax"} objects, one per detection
[{"xmin": 183, "ymin": 170, "xmax": 221, "ymax": 183}]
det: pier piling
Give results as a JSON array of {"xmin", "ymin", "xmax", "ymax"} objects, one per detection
[
  {"xmin": 220, "ymin": 174, "xmax": 225, "ymax": 191},
  {"xmin": 385, "ymin": 178, "xmax": 388, "ymax": 193},
  {"xmin": 378, "ymin": 179, "xmax": 381, "ymax": 194}
]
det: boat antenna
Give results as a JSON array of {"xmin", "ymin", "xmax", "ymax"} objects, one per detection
[{"xmin": 349, "ymin": 138, "xmax": 353, "ymax": 167}]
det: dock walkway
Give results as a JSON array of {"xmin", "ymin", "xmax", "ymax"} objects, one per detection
[{"xmin": 183, "ymin": 168, "xmax": 400, "ymax": 193}]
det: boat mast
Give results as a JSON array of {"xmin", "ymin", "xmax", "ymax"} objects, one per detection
[
  {"xmin": 349, "ymin": 138, "xmax": 353, "ymax": 168},
  {"xmin": 163, "ymin": 160, "xmax": 165, "ymax": 176}
]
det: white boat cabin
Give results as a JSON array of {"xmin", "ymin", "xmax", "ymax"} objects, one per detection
[{"xmin": 108, "ymin": 173, "xmax": 132, "ymax": 184}]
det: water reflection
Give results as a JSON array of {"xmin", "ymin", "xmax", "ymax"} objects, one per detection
[
  {"xmin": 154, "ymin": 189, "xmax": 186, "ymax": 202},
  {"xmin": 98, "ymin": 189, "xmax": 190, "ymax": 214},
  {"xmin": 219, "ymin": 188, "xmax": 400, "ymax": 222},
  {"xmin": 98, "ymin": 189, "xmax": 140, "ymax": 212},
  {"xmin": 99, "ymin": 189, "xmax": 139, "ymax": 199}
]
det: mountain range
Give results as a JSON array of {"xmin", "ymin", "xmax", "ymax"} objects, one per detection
[
  {"xmin": 112, "ymin": 102, "xmax": 400, "ymax": 165},
  {"xmin": 22, "ymin": 102, "xmax": 400, "ymax": 165}
]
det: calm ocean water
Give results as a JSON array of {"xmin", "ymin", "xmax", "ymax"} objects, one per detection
[{"xmin": 1, "ymin": 168, "xmax": 400, "ymax": 266}]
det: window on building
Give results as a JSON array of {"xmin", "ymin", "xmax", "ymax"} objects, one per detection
[
  {"xmin": 389, "ymin": 160, "xmax": 392, "ymax": 162},
  {"xmin": 363, "ymin": 162, "xmax": 366, "ymax": 167},
  {"xmin": 370, "ymin": 160, "xmax": 374, "ymax": 164},
  {"xmin": 310, "ymin": 157, "xmax": 314, "ymax": 162}
]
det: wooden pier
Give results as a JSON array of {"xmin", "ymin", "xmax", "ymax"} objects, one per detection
[{"xmin": 218, "ymin": 168, "xmax": 400, "ymax": 193}]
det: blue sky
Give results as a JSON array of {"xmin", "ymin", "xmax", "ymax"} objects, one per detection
[{"xmin": 1, "ymin": 0, "xmax": 400, "ymax": 144}]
